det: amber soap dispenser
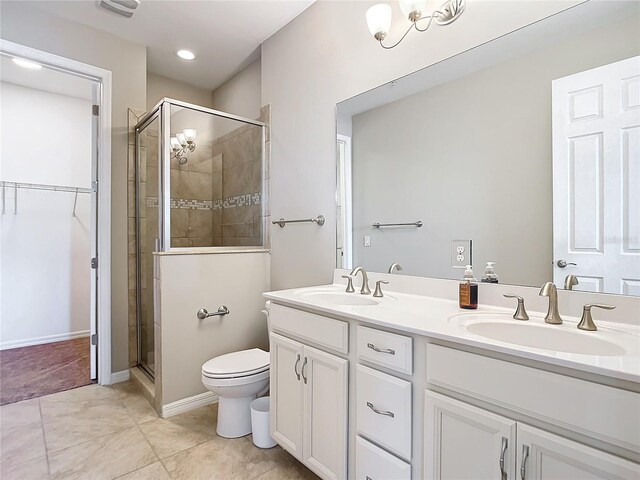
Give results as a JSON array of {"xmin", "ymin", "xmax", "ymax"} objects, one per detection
[{"xmin": 459, "ymin": 265, "xmax": 478, "ymax": 309}]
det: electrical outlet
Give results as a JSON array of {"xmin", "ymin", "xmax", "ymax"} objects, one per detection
[
  {"xmin": 451, "ymin": 240, "xmax": 472, "ymax": 268},
  {"xmin": 364, "ymin": 235, "xmax": 371, "ymax": 247}
]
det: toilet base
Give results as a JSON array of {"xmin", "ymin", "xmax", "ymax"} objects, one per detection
[{"xmin": 216, "ymin": 395, "xmax": 256, "ymax": 438}]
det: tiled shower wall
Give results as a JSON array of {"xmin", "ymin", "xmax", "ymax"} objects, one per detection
[{"xmin": 127, "ymin": 105, "xmax": 271, "ymax": 368}]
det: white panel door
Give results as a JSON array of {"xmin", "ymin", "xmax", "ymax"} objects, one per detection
[
  {"xmin": 269, "ymin": 333, "xmax": 304, "ymax": 460},
  {"xmin": 303, "ymin": 344, "xmax": 348, "ymax": 480},
  {"xmin": 425, "ymin": 392, "xmax": 517, "ymax": 480},
  {"xmin": 517, "ymin": 424, "xmax": 640, "ymax": 480},
  {"xmin": 552, "ymin": 56, "xmax": 640, "ymax": 294},
  {"xmin": 89, "ymin": 84, "xmax": 100, "ymax": 380}
]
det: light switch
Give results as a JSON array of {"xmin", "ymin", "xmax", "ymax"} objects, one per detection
[
  {"xmin": 451, "ymin": 240, "xmax": 472, "ymax": 268},
  {"xmin": 364, "ymin": 235, "xmax": 371, "ymax": 247}
]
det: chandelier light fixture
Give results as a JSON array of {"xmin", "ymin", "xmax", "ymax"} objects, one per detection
[
  {"xmin": 366, "ymin": 0, "xmax": 465, "ymax": 49},
  {"xmin": 170, "ymin": 129, "xmax": 197, "ymax": 165}
]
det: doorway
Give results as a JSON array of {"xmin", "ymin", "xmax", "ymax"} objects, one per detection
[{"xmin": 0, "ymin": 40, "xmax": 112, "ymax": 402}]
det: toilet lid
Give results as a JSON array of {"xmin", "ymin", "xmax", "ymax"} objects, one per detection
[{"xmin": 202, "ymin": 348, "xmax": 269, "ymax": 377}]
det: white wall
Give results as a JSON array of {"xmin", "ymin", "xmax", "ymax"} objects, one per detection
[
  {"xmin": 350, "ymin": 15, "xmax": 640, "ymax": 286},
  {"xmin": 147, "ymin": 72, "xmax": 214, "ymax": 111},
  {"xmin": 157, "ymin": 251, "xmax": 270, "ymax": 407},
  {"xmin": 261, "ymin": 0, "xmax": 584, "ymax": 290},
  {"xmin": 212, "ymin": 58, "xmax": 261, "ymax": 120},
  {"xmin": 0, "ymin": 82, "xmax": 92, "ymax": 348},
  {"xmin": 0, "ymin": 3, "xmax": 147, "ymax": 372}
]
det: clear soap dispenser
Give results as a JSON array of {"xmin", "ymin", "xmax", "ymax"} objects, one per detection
[{"xmin": 481, "ymin": 262, "xmax": 499, "ymax": 283}]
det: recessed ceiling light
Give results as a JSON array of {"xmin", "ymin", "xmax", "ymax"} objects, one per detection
[
  {"xmin": 12, "ymin": 58, "xmax": 42, "ymax": 70},
  {"xmin": 176, "ymin": 50, "xmax": 196, "ymax": 61}
]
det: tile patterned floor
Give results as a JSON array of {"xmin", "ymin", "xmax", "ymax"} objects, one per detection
[
  {"xmin": 0, "ymin": 381, "xmax": 320, "ymax": 480},
  {"xmin": 0, "ymin": 338, "xmax": 92, "ymax": 405}
]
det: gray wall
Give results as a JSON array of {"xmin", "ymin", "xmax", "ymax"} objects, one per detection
[
  {"xmin": 212, "ymin": 58, "xmax": 261, "ymax": 120},
  {"xmin": 0, "ymin": 2, "xmax": 147, "ymax": 374},
  {"xmin": 261, "ymin": 0, "xmax": 585, "ymax": 291},
  {"xmin": 351, "ymin": 16, "xmax": 640, "ymax": 286}
]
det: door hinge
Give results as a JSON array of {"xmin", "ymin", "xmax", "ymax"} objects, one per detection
[
  {"xmin": 91, "ymin": 180, "xmax": 98, "ymax": 193},
  {"xmin": 91, "ymin": 257, "xmax": 98, "ymax": 269},
  {"xmin": 92, "ymin": 104, "xmax": 99, "ymax": 116},
  {"xmin": 91, "ymin": 334, "xmax": 98, "ymax": 346}
]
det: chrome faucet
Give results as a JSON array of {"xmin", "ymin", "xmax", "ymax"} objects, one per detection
[
  {"xmin": 564, "ymin": 274, "xmax": 579, "ymax": 290},
  {"xmin": 350, "ymin": 266, "xmax": 371, "ymax": 295},
  {"xmin": 539, "ymin": 282, "xmax": 563, "ymax": 324},
  {"xmin": 388, "ymin": 263, "xmax": 403, "ymax": 274}
]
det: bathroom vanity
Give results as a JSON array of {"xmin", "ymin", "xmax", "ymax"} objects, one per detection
[{"xmin": 264, "ymin": 274, "xmax": 640, "ymax": 480}]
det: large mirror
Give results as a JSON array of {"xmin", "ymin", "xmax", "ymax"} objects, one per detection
[{"xmin": 336, "ymin": 1, "xmax": 640, "ymax": 296}]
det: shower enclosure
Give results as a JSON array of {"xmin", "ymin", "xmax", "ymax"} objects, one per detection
[{"xmin": 134, "ymin": 99, "xmax": 266, "ymax": 377}]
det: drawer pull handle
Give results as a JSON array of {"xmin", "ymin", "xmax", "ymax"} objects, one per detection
[
  {"xmin": 520, "ymin": 445, "xmax": 529, "ymax": 480},
  {"xmin": 367, "ymin": 343, "xmax": 395, "ymax": 355},
  {"xmin": 294, "ymin": 354, "xmax": 301, "ymax": 381},
  {"xmin": 499, "ymin": 437, "xmax": 508, "ymax": 480},
  {"xmin": 301, "ymin": 357, "xmax": 308, "ymax": 384},
  {"xmin": 366, "ymin": 401, "xmax": 394, "ymax": 418}
]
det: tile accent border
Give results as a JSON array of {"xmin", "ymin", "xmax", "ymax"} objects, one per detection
[{"xmin": 145, "ymin": 192, "xmax": 262, "ymax": 211}]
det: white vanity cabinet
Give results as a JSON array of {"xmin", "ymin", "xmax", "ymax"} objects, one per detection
[
  {"xmin": 269, "ymin": 331, "xmax": 348, "ymax": 480},
  {"xmin": 425, "ymin": 392, "xmax": 517, "ymax": 480},
  {"xmin": 425, "ymin": 392, "xmax": 640, "ymax": 480}
]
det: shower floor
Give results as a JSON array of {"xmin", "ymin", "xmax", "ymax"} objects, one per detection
[{"xmin": 0, "ymin": 337, "xmax": 93, "ymax": 405}]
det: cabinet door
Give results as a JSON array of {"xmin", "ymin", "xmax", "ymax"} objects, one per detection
[
  {"xmin": 517, "ymin": 424, "xmax": 640, "ymax": 480},
  {"xmin": 269, "ymin": 333, "xmax": 304, "ymax": 460},
  {"xmin": 303, "ymin": 344, "xmax": 348, "ymax": 480},
  {"xmin": 425, "ymin": 391, "xmax": 517, "ymax": 480}
]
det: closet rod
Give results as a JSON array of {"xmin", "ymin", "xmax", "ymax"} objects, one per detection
[{"xmin": 0, "ymin": 181, "xmax": 92, "ymax": 194}]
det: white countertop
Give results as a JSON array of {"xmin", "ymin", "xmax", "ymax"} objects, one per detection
[{"xmin": 264, "ymin": 284, "xmax": 640, "ymax": 383}]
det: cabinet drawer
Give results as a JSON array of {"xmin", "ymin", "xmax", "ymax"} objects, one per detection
[
  {"xmin": 426, "ymin": 344, "xmax": 640, "ymax": 454},
  {"xmin": 269, "ymin": 303, "xmax": 349, "ymax": 354},
  {"xmin": 357, "ymin": 326, "xmax": 412, "ymax": 374},
  {"xmin": 356, "ymin": 364, "xmax": 412, "ymax": 461},
  {"xmin": 356, "ymin": 435, "xmax": 411, "ymax": 480}
]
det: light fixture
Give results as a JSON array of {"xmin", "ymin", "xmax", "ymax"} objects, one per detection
[
  {"xmin": 366, "ymin": 0, "xmax": 465, "ymax": 49},
  {"xmin": 176, "ymin": 49, "xmax": 196, "ymax": 60},
  {"xmin": 12, "ymin": 57, "xmax": 42, "ymax": 70},
  {"xmin": 170, "ymin": 129, "xmax": 197, "ymax": 165}
]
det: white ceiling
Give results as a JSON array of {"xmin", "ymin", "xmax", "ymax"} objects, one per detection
[
  {"xmin": 0, "ymin": 54, "xmax": 95, "ymax": 100},
  {"xmin": 23, "ymin": 0, "xmax": 315, "ymax": 90}
]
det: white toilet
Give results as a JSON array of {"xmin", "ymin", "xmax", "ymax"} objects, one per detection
[{"xmin": 201, "ymin": 348, "xmax": 270, "ymax": 438}]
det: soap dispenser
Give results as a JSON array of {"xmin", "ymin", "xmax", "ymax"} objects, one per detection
[
  {"xmin": 459, "ymin": 265, "xmax": 478, "ymax": 310},
  {"xmin": 481, "ymin": 262, "xmax": 499, "ymax": 283}
]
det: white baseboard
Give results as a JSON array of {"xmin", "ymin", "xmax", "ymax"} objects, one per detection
[
  {"xmin": 0, "ymin": 330, "xmax": 90, "ymax": 351},
  {"xmin": 161, "ymin": 391, "xmax": 218, "ymax": 418},
  {"xmin": 110, "ymin": 370, "xmax": 131, "ymax": 384}
]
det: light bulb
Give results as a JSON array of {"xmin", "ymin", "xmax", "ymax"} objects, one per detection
[
  {"xmin": 183, "ymin": 129, "xmax": 197, "ymax": 144},
  {"xmin": 176, "ymin": 133, "xmax": 186, "ymax": 146},
  {"xmin": 170, "ymin": 137, "xmax": 181, "ymax": 151},
  {"xmin": 399, "ymin": 0, "xmax": 428, "ymax": 21},
  {"xmin": 366, "ymin": 4, "xmax": 392, "ymax": 41}
]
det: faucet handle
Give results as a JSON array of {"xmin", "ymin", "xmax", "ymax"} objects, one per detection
[
  {"xmin": 503, "ymin": 294, "xmax": 529, "ymax": 321},
  {"xmin": 578, "ymin": 304, "xmax": 615, "ymax": 331},
  {"xmin": 373, "ymin": 280, "xmax": 389, "ymax": 298},
  {"xmin": 341, "ymin": 275, "xmax": 355, "ymax": 293}
]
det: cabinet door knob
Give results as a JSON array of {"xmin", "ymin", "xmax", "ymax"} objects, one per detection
[
  {"xmin": 366, "ymin": 401, "xmax": 394, "ymax": 418},
  {"xmin": 499, "ymin": 437, "xmax": 508, "ymax": 480},
  {"xmin": 301, "ymin": 357, "xmax": 308, "ymax": 384},
  {"xmin": 293, "ymin": 354, "xmax": 301, "ymax": 381},
  {"xmin": 520, "ymin": 445, "xmax": 530, "ymax": 480}
]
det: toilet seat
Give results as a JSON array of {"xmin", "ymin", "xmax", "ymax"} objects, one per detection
[{"xmin": 202, "ymin": 348, "xmax": 269, "ymax": 379}]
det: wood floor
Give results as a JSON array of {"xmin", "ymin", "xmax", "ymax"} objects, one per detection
[{"xmin": 0, "ymin": 337, "xmax": 92, "ymax": 405}]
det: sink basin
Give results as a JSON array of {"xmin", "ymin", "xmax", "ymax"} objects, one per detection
[
  {"xmin": 298, "ymin": 291, "xmax": 379, "ymax": 306},
  {"xmin": 451, "ymin": 314, "xmax": 627, "ymax": 356}
]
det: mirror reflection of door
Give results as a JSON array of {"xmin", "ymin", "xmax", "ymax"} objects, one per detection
[
  {"xmin": 552, "ymin": 56, "xmax": 640, "ymax": 295},
  {"xmin": 337, "ymin": 134, "xmax": 352, "ymax": 269}
]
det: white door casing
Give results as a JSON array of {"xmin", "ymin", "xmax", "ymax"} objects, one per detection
[{"xmin": 552, "ymin": 56, "xmax": 640, "ymax": 295}]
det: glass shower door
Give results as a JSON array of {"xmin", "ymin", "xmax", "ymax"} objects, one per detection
[{"xmin": 135, "ymin": 115, "xmax": 159, "ymax": 377}]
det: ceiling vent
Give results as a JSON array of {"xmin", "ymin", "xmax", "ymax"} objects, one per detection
[{"xmin": 99, "ymin": 0, "xmax": 140, "ymax": 18}]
